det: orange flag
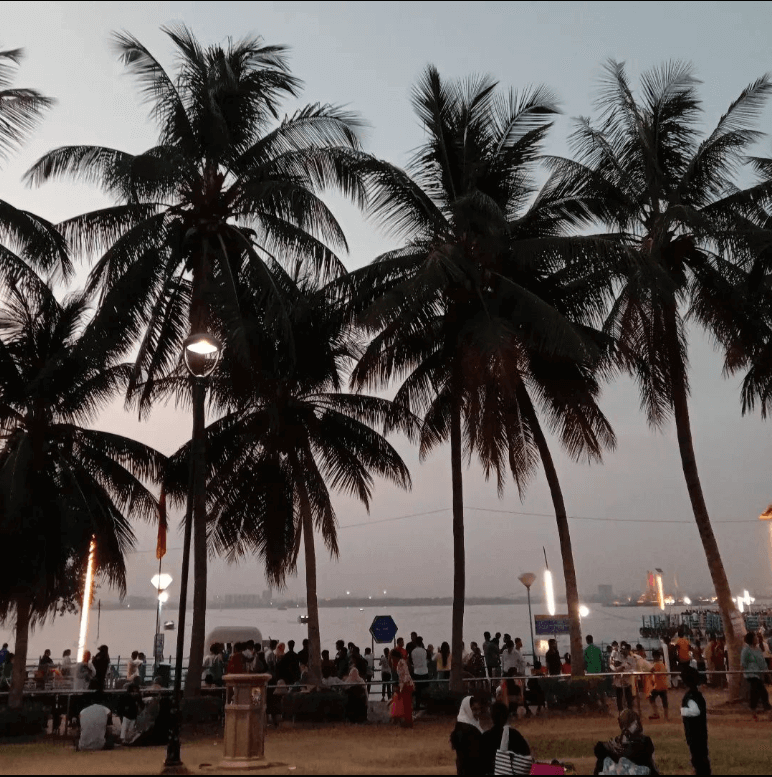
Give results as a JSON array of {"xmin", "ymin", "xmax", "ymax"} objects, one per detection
[{"xmin": 156, "ymin": 487, "xmax": 167, "ymax": 560}]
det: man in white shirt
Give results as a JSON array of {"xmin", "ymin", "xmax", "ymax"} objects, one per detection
[
  {"xmin": 126, "ymin": 651, "xmax": 143, "ymax": 683},
  {"xmin": 78, "ymin": 693, "xmax": 115, "ymax": 751},
  {"xmin": 513, "ymin": 638, "xmax": 527, "ymax": 677},
  {"xmin": 410, "ymin": 637, "xmax": 429, "ymax": 709},
  {"xmin": 501, "ymin": 639, "xmax": 518, "ymax": 675},
  {"xmin": 611, "ymin": 643, "xmax": 636, "ymax": 712}
]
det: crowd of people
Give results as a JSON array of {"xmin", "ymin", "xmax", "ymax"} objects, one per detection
[
  {"xmin": 449, "ymin": 664, "xmax": 711, "ymax": 776},
  {"xmin": 4, "ymin": 622, "xmax": 771, "ymax": 768}
]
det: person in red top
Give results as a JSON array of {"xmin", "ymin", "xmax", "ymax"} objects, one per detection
[
  {"xmin": 395, "ymin": 638, "xmax": 408, "ymax": 661},
  {"xmin": 561, "ymin": 653, "xmax": 572, "ymax": 675},
  {"xmin": 226, "ymin": 643, "xmax": 247, "ymax": 674}
]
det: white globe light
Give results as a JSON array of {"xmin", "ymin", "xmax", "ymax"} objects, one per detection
[{"xmin": 579, "ymin": 605, "xmax": 590, "ymax": 618}]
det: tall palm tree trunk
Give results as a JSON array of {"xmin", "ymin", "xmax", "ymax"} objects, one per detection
[
  {"xmin": 671, "ymin": 369, "xmax": 743, "ymax": 699},
  {"xmin": 300, "ymin": 496, "xmax": 323, "ymax": 687},
  {"xmin": 186, "ymin": 249, "xmax": 212, "ymax": 697},
  {"xmin": 9, "ymin": 596, "xmax": 31, "ymax": 710},
  {"xmin": 185, "ymin": 378, "xmax": 207, "ymax": 697},
  {"xmin": 520, "ymin": 386, "xmax": 584, "ymax": 676},
  {"xmin": 449, "ymin": 388, "xmax": 466, "ymax": 694}
]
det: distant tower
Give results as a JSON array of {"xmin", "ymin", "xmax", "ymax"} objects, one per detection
[{"xmin": 598, "ymin": 585, "xmax": 613, "ymax": 603}]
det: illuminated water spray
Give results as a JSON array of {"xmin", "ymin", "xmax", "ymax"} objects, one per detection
[
  {"xmin": 544, "ymin": 570, "xmax": 556, "ymax": 616},
  {"xmin": 77, "ymin": 539, "xmax": 96, "ymax": 662}
]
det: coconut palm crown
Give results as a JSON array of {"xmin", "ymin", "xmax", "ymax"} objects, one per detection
[
  {"xmin": 163, "ymin": 269, "xmax": 417, "ymax": 685},
  {"xmin": 0, "ymin": 282, "xmax": 165, "ymax": 708},
  {"xmin": 549, "ymin": 59, "xmax": 772, "ymax": 694},
  {"xmin": 346, "ymin": 66, "xmax": 618, "ymax": 686}
]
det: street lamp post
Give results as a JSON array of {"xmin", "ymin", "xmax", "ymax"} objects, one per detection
[
  {"xmin": 151, "ymin": 573, "xmax": 173, "ymax": 670},
  {"xmin": 164, "ymin": 333, "xmax": 221, "ymax": 772},
  {"xmin": 518, "ymin": 573, "xmax": 537, "ymax": 668}
]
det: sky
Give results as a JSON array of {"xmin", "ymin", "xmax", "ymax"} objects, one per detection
[{"xmin": 3, "ymin": 1, "xmax": 772, "ymax": 605}]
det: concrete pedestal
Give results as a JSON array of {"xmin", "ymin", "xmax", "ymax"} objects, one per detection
[{"xmin": 220, "ymin": 673, "xmax": 273, "ymax": 769}]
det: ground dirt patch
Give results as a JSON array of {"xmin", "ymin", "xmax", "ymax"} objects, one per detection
[{"xmin": 1, "ymin": 706, "xmax": 770, "ymax": 774}]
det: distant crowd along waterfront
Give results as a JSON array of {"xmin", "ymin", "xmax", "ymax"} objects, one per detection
[{"xmin": 3, "ymin": 621, "xmax": 771, "ymax": 721}]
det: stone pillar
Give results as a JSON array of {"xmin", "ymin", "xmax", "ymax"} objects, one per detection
[{"xmin": 220, "ymin": 673, "xmax": 273, "ymax": 769}]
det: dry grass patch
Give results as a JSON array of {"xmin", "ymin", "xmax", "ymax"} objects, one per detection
[{"xmin": 1, "ymin": 710, "xmax": 770, "ymax": 774}]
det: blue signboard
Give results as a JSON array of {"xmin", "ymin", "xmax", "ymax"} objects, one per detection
[
  {"xmin": 534, "ymin": 615, "xmax": 571, "ymax": 636},
  {"xmin": 369, "ymin": 615, "xmax": 399, "ymax": 644}
]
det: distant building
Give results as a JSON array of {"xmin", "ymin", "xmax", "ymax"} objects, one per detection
[{"xmin": 597, "ymin": 585, "xmax": 614, "ymax": 603}]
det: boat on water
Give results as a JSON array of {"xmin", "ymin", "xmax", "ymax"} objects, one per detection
[
  {"xmin": 639, "ymin": 608, "xmax": 772, "ymax": 640},
  {"xmin": 298, "ymin": 614, "xmax": 309, "ymax": 624}
]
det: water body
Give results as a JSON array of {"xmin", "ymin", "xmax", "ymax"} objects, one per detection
[{"xmin": 1, "ymin": 602, "xmax": 695, "ymax": 664}]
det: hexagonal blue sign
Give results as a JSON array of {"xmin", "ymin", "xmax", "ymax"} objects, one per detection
[{"xmin": 369, "ymin": 615, "xmax": 398, "ymax": 644}]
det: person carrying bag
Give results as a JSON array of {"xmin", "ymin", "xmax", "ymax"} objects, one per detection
[
  {"xmin": 494, "ymin": 725, "xmax": 533, "ymax": 775},
  {"xmin": 483, "ymin": 702, "xmax": 533, "ymax": 775}
]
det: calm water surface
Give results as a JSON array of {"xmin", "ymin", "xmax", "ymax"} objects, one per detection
[{"xmin": 1, "ymin": 602, "xmax": 685, "ymax": 664}]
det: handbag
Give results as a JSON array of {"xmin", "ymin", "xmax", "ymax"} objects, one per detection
[{"xmin": 494, "ymin": 726, "xmax": 534, "ymax": 775}]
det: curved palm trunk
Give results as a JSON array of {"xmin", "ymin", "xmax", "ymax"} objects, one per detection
[
  {"xmin": 449, "ymin": 390, "xmax": 466, "ymax": 694},
  {"xmin": 522, "ymin": 390, "xmax": 584, "ymax": 677},
  {"xmin": 8, "ymin": 596, "xmax": 31, "ymax": 710},
  {"xmin": 671, "ymin": 369, "xmax": 743, "ymax": 699},
  {"xmin": 186, "ymin": 247, "xmax": 212, "ymax": 698},
  {"xmin": 300, "ymin": 498, "xmax": 323, "ymax": 687},
  {"xmin": 185, "ymin": 378, "xmax": 207, "ymax": 697}
]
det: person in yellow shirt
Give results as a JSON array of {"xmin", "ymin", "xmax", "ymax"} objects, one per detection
[{"xmin": 648, "ymin": 649, "xmax": 669, "ymax": 721}]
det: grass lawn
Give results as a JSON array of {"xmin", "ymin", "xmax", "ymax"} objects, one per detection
[{"xmin": 1, "ymin": 707, "xmax": 770, "ymax": 774}]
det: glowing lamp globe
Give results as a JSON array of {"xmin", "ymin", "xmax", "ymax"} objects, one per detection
[
  {"xmin": 183, "ymin": 334, "xmax": 222, "ymax": 378},
  {"xmin": 151, "ymin": 573, "xmax": 173, "ymax": 592}
]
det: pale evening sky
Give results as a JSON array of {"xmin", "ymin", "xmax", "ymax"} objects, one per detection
[{"xmin": 2, "ymin": 1, "xmax": 772, "ymax": 606}]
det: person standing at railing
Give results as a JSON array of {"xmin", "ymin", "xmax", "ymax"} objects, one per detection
[
  {"xmin": 611, "ymin": 644, "xmax": 636, "ymax": 713},
  {"xmin": 584, "ymin": 635, "xmax": 602, "ymax": 675},
  {"xmin": 126, "ymin": 651, "xmax": 143, "ymax": 684},
  {"xmin": 60, "ymin": 649, "xmax": 73, "ymax": 680},
  {"xmin": 410, "ymin": 637, "xmax": 429, "ymax": 710},
  {"xmin": 379, "ymin": 648, "xmax": 392, "ymax": 701},
  {"xmin": 741, "ymin": 632, "xmax": 772, "ymax": 718},
  {"xmin": 0, "ymin": 652, "xmax": 13, "ymax": 691},
  {"xmin": 74, "ymin": 651, "xmax": 95, "ymax": 691},
  {"xmin": 91, "ymin": 645, "xmax": 110, "ymax": 691}
]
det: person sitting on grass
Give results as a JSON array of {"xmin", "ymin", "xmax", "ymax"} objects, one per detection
[
  {"xmin": 680, "ymin": 667, "xmax": 710, "ymax": 776},
  {"xmin": 481, "ymin": 701, "xmax": 531, "ymax": 775},
  {"xmin": 78, "ymin": 692, "xmax": 115, "ymax": 751},
  {"xmin": 593, "ymin": 709, "xmax": 658, "ymax": 775}
]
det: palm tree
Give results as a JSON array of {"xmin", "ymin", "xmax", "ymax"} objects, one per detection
[
  {"xmin": 550, "ymin": 60, "xmax": 772, "ymax": 693},
  {"xmin": 25, "ymin": 25, "xmax": 372, "ymax": 693},
  {"xmin": 0, "ymin": 46, "xmax": 69, "ymax": 297},
  {"xmin": 163, "ymin": 270, "xmax": 417, "ymax": 685},
  {"xmin": 347, "ymin": 67, "xmax": 618, "ymax": 687},
  {"xmin": 0, "ymin": 282, "xmax": 165, "ymax": 709}
]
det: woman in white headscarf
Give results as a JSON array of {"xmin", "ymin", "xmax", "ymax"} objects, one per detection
[
  {"xmin": 450, "ymin": 696, "xmax": 483, "ymax": 775},
  {"xmin": 344, "ymin": 667, "xmax": 368, "ymax": 723}
]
